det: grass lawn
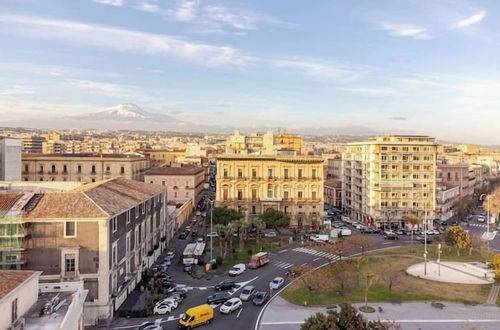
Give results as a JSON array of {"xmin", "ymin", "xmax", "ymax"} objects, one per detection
[{"xmin": 282, "ymin": 245, "xmax": 492, "ymax": 306}]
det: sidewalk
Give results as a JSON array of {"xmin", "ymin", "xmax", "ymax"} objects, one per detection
[{"xmin": 259, "ymin": 296, "xmax": 500, "ymax": 330}]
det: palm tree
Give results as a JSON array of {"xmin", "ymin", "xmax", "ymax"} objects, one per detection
[
  {"xmin": 253, "ymin": 218, "xmax": 266, "ymax": 247},
  {"xmin": 225, "ymin": 221, "xmax": 238, "ymax": 253}
]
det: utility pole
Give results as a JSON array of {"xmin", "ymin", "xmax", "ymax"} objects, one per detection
[
  {"xmin": 437, "ymin": 243, "xmax": 442, "ymax": 276},
  {"xmin": 480, "ymin": 194, "xmax": 490, "ymax": 249}
]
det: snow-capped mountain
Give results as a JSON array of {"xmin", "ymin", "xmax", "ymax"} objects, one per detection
[{"xmin": 74, "ymin": 103, "xmax": 164, "ymax": 121}]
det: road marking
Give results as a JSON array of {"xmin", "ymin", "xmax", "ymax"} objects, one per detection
[
  {"xmin": 313, "ymin": 257, "xmax": 321, "ymax": 261},
  {"xmin": 277, "ymin": 249, "xmax": 288, "ymax": 254},
  {"xmin": 236, "ymin": 307, "xmax": 243, "ymax": 318},
  {"xmin": 260, "ymin": 319, "xmax": 500, "ymax": 326},
  {"xmin": 382, "ymin": 242, "xmax": 393, "ymax": 245}
]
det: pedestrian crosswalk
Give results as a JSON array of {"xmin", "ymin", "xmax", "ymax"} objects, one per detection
[
  {"xmin": 468, "ymin": 223, "xmax": 487, "ymax": 228},
  {"xmin": 292, "ymin": 247, "xmax": 339, "ymax": 260},
  {"xmin": 271, "ymin": 261, "xmax": 294, "ymax": 269}
]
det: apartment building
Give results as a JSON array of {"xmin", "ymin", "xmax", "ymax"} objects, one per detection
[
  {"xmin": 436, "ymin": 163, "xmax": 474, "ymax": 198},
  {"xmin": 21, "ymin": 153, "xmax": 149, "ymax": 183},
  {"xmin": 138, "ymin": 149, "xmax": 185, "ymax": 167},
  {"xmin": 324, "ymin": 179, "xmax": 342, "ymax": 208},
  {"xmin": 20, "ymin": 136, "xmax": 44, "ymax": 153},
  {"xmin": 0, "ymin": 178, "xmax": 167, "ymax": 325},
  {"xmin": 225, "ymin": 130, "xmax": 303, "ymax": 155},
  {"xmin": 342, "ymin": 135, "xmax": 439, "ymax": 227},
  {"xmin": 0, "ymin": 138, "xmax": 22, "ymax": 181},
  {"xmin": 144, "ymin": 164, "xmax": 205, "ymax": 208},
  {"xmin": 216, "ymin": 155, "xmax": 324, "ymax": 230}
]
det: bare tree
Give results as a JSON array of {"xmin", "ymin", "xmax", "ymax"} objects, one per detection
[
  {"xmin": 380, "ymin": 268, "xmax": 401, "ymax": 299},
  {"xmin": 347, "ymin": 235, "xmax": 374, "ymax": 256}
]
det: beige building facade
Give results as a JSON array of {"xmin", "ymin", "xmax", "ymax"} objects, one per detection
[
  {"xmin": 342, "ymin": 135, "xmax": 439, "ymax": 228},
  {"xmin": 216, "ymin": 155, "xmax": 324, "ymax": 230},
  {"xmin": 22, "ymin": 153, "xmax": 149, "ymax": 183},
  {"xmin": 144, "ymin": 164, "xmax": 205, "ymax": 208}
]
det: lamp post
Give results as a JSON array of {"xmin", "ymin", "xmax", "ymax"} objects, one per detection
[
  {"xmin": 437, "ymin": 243, "xmax": 442, "ymax": 277},
  {"xmin": 479, "ymin": 194, "xmax": 490, "ymax": 247},
  {"xmin": 424, "ymin": 211, "xmax": 428, "ymax": 276}
]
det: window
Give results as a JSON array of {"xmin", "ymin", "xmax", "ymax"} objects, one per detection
[
  {"xmin": 24, "ymin": 164, "xmax": 28, "ymax": 172},
  {"xmin": 126, "ymin": 210, "xmax": 131, "ymax": 224},
  {"xmin": 11, "ymin": 298, "xmax": 18, "ymax": 324},
  {"xmin": 77, "ymin": 165, "xmax": 81, "ymax": 173},
  {"xmin": 120, "ymin": 166, "xmax": 125, "ymax": 174},
  {"xmin": 298, "ymin": 169, "xmax": 303, "ymax": 178},
  {"xmin": 91, "ymin": 165, "xmax": 96, "ymax": 173},
  {"xmin": 223, "ymin": 189, "xmax": 228, "ymax": 200},
  {"xmin": 392, "ymin": 156, "xmax": 398, "ymax": 161},
  {"xmin": 51, "ymin": 165, "xmax": 56, "ymax": 173},
  {"xmin": 312, "ymin": 190, "xmax": 317, "ymax": 199},
  {"xmin": 112, "ymin": 217, "xmax": 117, "ymax": 233},
  {"xmin": 39, "ymin": 165, "xmax": 44, "ymax": 173},
  {"xmin": 162, "ymin": 181, "xmax": 165, "ymax": 186},
  {"xmin": 252, "ymin": 169, "xmax": 257, "ymax": 178},
  {"xmin": 185, "ymin": 191, "xmax": 189, "ymax": 198},
  {"xmin": 112, "ymin": 244, "xmax": 117, "ymax": 265},
  {"xmin": 252, "ymin": 189, "xmax": 257, "ymax": 199},
  {"xmin": 381, "ymin": 155, "xmax": 387, "ymax": 161},
  {"xmin": 106, "ymin": 166, "xmax": 110, "ymax": 171},
  {"xmin": 237, "ymin": 169, "xmax": 243, "ymax": 178},
  {"xmin": 268, "ymin": 169, "xmax": 273, "ymax": 178},
  {"xmin": 237, "ymin": 189, "xmax": 243, "ymax": 200},
  {"xmin": 251, "ymin": 206, "xmax": 256, "ymax": 214},
  {"xmin": 298, "ymin": 191, "xmax": 303, "ymax": 199},
  {"xmin": 267, "ymin": 185, "xmax": 273, "ymax": 198},
  {"xmin": 65, "ymin": 253, "xmax": 76, "ymax": 274},
  {"xmin": 284, "ymin": 168, "xmax": 289, "ymax": 179},
  {"xmin": 64, "ymin": 221, "xmax": 76, "ymax": 237},
  {"xmin": 126, "ymin": 232, "xmax": 131, "ymax": 253},
  {"xmin": 63, "ymin": 164, "xmax": 67, "ymax": 173},
  {"xmin": 150, "ymin": 181, "xmax": 153, "ymax": 184},
  {"xmin": 223, "ymin": 169, "xmax": 228, "ymax": 178},
  {"xmin": 312, "ymin": 169, "xmax": 317, "ymax": 179},
  {"xmin": 284, "ymin": 190, "xmax": 289, "ymax": 199}
]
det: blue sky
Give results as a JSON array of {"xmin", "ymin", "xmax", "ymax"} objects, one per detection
[{"xmin": 0, "ymin": 0, "xmax": 499, "ymax": 143}]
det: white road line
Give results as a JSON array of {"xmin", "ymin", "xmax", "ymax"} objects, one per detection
[
  {"xmin": 313, "ymin": 257, "xmax": 321, "ymax": 261},
  {"xmin": 260, "ymin": 320, "xmax": 500, "ymax": 326},
  {"xmin": 236, "ymin": 307, "xmax": 243, "ymax": 318},
  {"xmin": 382, "ymin": 242, "xmax": 392, "ymax": 245},
  {"xmin": 277, "ymin": 249, "xmax": 288, "ymax": 254}
]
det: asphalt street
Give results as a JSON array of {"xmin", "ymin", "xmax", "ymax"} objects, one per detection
[{"xmin": 109, "ymin": 214, "xmax": 420, "ymax": 330}]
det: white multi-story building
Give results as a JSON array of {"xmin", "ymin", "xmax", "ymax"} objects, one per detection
[{"xmin": 0, "ymin": 138, "xmax": 22, "ymax": 181}]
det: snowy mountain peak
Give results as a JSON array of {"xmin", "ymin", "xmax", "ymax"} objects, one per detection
[{"xmin": 98, "ymin": 103, "xmax": 149, "ymax": 119}]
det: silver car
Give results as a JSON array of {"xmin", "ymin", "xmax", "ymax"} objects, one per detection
[{"xmin": 239, "ymin": 285, "xmax": 256, "ymax": 301}]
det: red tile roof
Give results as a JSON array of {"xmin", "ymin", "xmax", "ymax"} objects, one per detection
[
  {"xmin": 145, "ymin": 164, "xmax": 204, "ymax": 176},
  {"xmin": 0, "ymin": 270, "xmax": 36, "ymax": 299},
  {"xmin": 0, "ymin": 193, "xmax": 23, "ymax": 212}
]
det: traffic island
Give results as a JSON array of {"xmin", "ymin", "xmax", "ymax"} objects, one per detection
[{"xmin": 406, "ymin": 261, "xmax": 494, "ymax": 284}]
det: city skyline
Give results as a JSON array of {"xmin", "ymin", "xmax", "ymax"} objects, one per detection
[{"xmin": 1, "ymin": 0, "xmax": 500, "ymax": 144}]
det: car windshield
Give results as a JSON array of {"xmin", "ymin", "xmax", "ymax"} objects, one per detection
[
  {"xmin": 181, "ymin": 313, "xmax": 191, "ymax": 321},
  {"xmin": 272, "ymin": 279, "xmax": 279, "ymax": 284},
  {"xmin": 223, "ymin": 301, "xmax": 232, "ymax": 307},
  {"xmin": 242, "ymin": 289, "xmax": 250, "ymax": 294}
]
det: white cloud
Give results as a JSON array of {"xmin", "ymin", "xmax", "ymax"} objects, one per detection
[
  {"xmin": 337, "ymin": 87, "xmax": 402, "ymax": 97},
  {"xmin": 204, "ymin": 6, "xmax": 257, "ymax": 30},
  {"xmin": 272, "ymin": 59, "xmax": 364, "ymax": 81},
  {"xmin": 453, "ymin": 10, "xmax": 486, "ymax": 29},
  {"xmin": 380, "ymin": 23, "xmax": 430, "ymax": 40},
  {"xmin": 175, "ymin": 0, "xmax": 198, "ymax": 22},
  {"xmin": 92, "ymin": 0, "xmax": 124, "ymax": 6},
  {"xmin": 0, "ymin": 14, "xmax": 249, "ymax": 66}
]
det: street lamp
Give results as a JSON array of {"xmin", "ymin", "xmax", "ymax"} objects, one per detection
[
  {"xmin": 479, "ymin": 194, "xmax": 490, "ymax": 246},
  {"xmin": 210, "ymin": 200, "xmax": 214, "ymax": 261},
  {"xmin": 424, "ymin": 210, "xmax": 428, "ymax": 276},
  {"xmin": 437, "ymin": 243, "xmax": 442, "ymax": 277}
]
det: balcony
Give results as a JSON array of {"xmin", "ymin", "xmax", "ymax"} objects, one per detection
[
  {"xmin": 49, "ymin": 171, "xmax": 58, "ymax": 175},
  {"xmin": 90, "ymin": 171, "xmax": 97, "ymax": 175}
]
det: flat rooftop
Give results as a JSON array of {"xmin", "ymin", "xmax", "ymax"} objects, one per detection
[
  {"xmin": 22, "ymin": 153, "xmax": 145, "ymax": 159},
  {"xmin": 145, "ymin": 164, "xmax": 204, "ymax": 175},
  {"xmin": 24, "ymin": 291, "xmax": 73, "ymax": 330}
]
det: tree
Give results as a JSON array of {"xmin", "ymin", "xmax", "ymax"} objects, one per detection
[
  {"xmin": 252, "ymin": 218, "xmax": 266, "ymax": 247},
  {"xmin": 380, "ymin": 268, "xmax": 401, "ymax": 299},
  {"xmin": 214, "ymin": 223, "xmax": 227, "ymax": 259},
  {"xmin": 301, "ymin": 304, "xmax": 395, "ymax": 330},
  {"xmin": 212, "ymin": 207, "xmax": 243, "ymax": 225},
  {"xmin": 444, "ymin": 226, "xmax": 472, "ymax": 256},
  {"xmin": 347, "ymin": 235, "xmax": 373, "ymax": 256},
  {"xmin": 484, "ymin": 188, "xmax": 500, "ymax": 224},
  {"xmin": 259, "ymin": 208, "xmax": 290, "ymax": 233},
  {"xmin": 363, "ymin": 272, "xmax": 376, "ymax": 308},
  {"xmin": 453, "ymin": 197, "xmax": 473, "ymax": 222},
  {"xmin": 490, "ymin": 254, "xmax": 500, "ymax": 280},
  {"xmin": 403, "ymin": 214, "xmax": 422, "ymax": 243}
]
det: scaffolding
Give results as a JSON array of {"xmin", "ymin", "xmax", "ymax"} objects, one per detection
[{"xmin": 0, "ymin": 208, "xmax": 28, "ymax": 270}]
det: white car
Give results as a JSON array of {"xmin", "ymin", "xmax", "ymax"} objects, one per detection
[
  {"xmin": 264, "ymin": 231, "xmax": 277, "ymax": 238},
  {"xmin": 269, "ymin": 277, "xmax": 285, "ymax": 290},
  {"xmin": 229, "ymin": 263, "xmax": 246, "ymax": 276},
  {"xmin": 156, "ymin": 298, "xmax": 178, "ymax": 309},
  {"xmin": 153, "ymin": 303, "xmax": 173, "ymax": 315},
  {"xmin": 220, "ymin": 298, "xmax": 243, "ymax": 314},
  {"xmin": 197, "ymin": 237, "xmax": 204, "ymax": 243},
  {"xmin": 207, "ymin": 232, "xmax": 219, "ymax": 238},
  {"xmin": 196, "ymin": 211, "xmax": 201, "ymax": 216},
  {"xmin": 239, "ymin": 285, "xmax": 256, "ymax": 301},
  {"xmin": 477, "ymin": 216, "xmax": 486, "ymax": 223}
]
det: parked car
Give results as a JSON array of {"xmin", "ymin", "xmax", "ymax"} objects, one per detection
[
  {"xmin": 415, "ymin": 236, "xmax": 432, "ymax": 244},
  {"xmin": 197, "ymin": 237, "xmax": 204, "ymax": 243},
  {"xmin": 178, "ymin": 232, "xmax": 188, "ymax": 239},
  {"xmin": 396, "ymin": 229, "xmax": 406, "ymax": 235},
  {"xmin": 269, "ymin": 277, "xmax": 285, "ymax": 290},
  {"xmin": 207, "ymin": 292, "xmax": 231, "ymax": 304},
  {"xmin": 252, "ymin": 291, "xmax": 269, "ymax": 306},
  {"xmin": 196, "ymin": 211, "xmax": 201, "ymax": 216},
  {"xmin": 220, "ymin": 298, "xmax": 243, "ymax": 314},
  {"xmin": 214, "ymin": 280, "xmax": 237, "ymax": 291},
  {"xmin": 156, "ymin": 297, "xmax": 178, "ymax": 309},
  {"xmin": 229, "ymin": 263, "xmax": 246, "ymax": 276},
  {"xmin": 191, "ymin": 230, "xmax": 198, "ymax": 237},
  {"xmin": 360, "ymin": 227, "xmax": 374, "ymax": 234},
  {"xmin": 207, "ymin": 232, "xmax": 219, "ymax": 238},
  {"xmin": 433, "ymin": 229, "xmax": 441, "ymax": 235},
  {"xmin": 153, "ymin": 302, "xmax": 174, "ymax": 315},
  {"xmin": 138, "ymin": 321, "xmax": 162, "ymax": 330},
  {"xmin": 264, "ymin": 231, "xmax": 277, "ymax": 238},
  {"xmin": 384, "ymin": 233, "xmax": 399, "ymax": 240},
  {"xmin": 239, "ymin": 286, "xmax": 256, "ymax": 301},
  {"xmin": 477, "ymin": 216, "xmax": 486, "ymax": 223}
]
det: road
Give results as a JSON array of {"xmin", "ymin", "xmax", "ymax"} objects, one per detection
[{"xmin": 109, "ymin": 212, "xmax": 418, "ymax": 330}]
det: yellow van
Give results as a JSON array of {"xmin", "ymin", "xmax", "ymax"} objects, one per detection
[{"xmin": 178, "ymin": 304, "xmax": 214, "ymax": 329}]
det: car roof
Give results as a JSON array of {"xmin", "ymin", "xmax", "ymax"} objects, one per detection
[
  {"xmin": 227, "ymin": 297, "xmax": 240, "ymax": 302},
  {"xmin": 242, "ymin": 285, "xmax": 255, "ymax": 290},
  {"xmin": 273, "ymin": 277, "xmax": 283, "ymax": 281}
]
